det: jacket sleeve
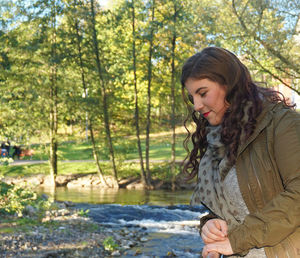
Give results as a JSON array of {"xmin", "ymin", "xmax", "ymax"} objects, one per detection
[{"xmin": 228, "ymin": 109, "xmax": 300, "ymax": 253}]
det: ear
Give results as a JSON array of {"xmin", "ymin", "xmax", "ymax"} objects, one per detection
[{"xmin": 222, "ymin": 84, "xmax": 230, "ymax": 107}]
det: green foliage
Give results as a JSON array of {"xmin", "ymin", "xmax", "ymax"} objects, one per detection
[
  {"xmin": 103, "ymin": 236, "xmax": 119, "ymax": 251},
  {"xmin": 0, "ymin": 180, "xmax": 51, "ymax": 217},
  {"xmin": 151, "ymin": 162, "xmax": 182, "ymax": 181},
  {"xmin": 0, "ymin": 157, "xmax": 14, "ymax": 166},
  {"xmin": 77, "ymin": 208, "xmax": 90, "ymax": 217},
  {"xmin": 1, "ymin": 0, "xmax": 299, "ymax": 182}
]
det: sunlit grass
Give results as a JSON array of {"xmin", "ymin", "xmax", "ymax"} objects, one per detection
[
  {"xmin": 20, "ymin": 132, "xmax": 189, "ymax": 162},
  {"xmin": 0, "ymin": 162, "xmax": 97, "ymax": 177},
  {"xmin": 2, "ymin": 127, "xmax": 191, "ymax": 179},
  {"xmin": 0, "ymin": 160, "xmax": 182, "ymax": 181},
  {"xmin": 0, "ymin": 163, "xmax": 49, "ymax": 177}
]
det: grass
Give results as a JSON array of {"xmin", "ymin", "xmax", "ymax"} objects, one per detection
[
  {"xmin": 1, "ymin": 128, "xmax": 190, "ymax": 179},
  {"xmin": 0, "ymin": 161, "xmax": 182, "ymax": 181},
  {"xmin": 23, "ymin": 132, "xmax": 188, "ymax": 162},
  {"xmin": 0, "ymin": 162, "xmax": 98, "ymax": 177},
  {"xmin": 0, "ymin": 216, "xmax": 41, "ymax": 233},
  {"xmin": 0, "ymin": 214, "xmax": 83, "ymax": 234}
]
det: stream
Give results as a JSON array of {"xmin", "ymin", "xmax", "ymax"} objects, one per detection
[{"xmin": 38, "ymin": 187, "xmax": 208, "ymax": 257}]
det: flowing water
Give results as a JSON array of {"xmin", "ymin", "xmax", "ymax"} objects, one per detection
[{"xmin": 38, "ymin": 187, "xmax": 207, "ymax": 257}]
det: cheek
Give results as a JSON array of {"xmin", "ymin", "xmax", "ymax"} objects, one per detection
[{"xmin": 214, "ymin": 93, "xmax": 227, "ymax": 111}]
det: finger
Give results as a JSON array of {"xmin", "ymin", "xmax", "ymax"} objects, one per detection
[
  {"xmin": 207, "ymin": 251, "xmax": 220, "ymax": 258},
  {"xmin": 204, "ymin": 239, "xmax": 234, "ymax": 256},
  {"xmin": 202, "ymin": 245, "xmax": 209, "ymax": 258},
  {"xmin": 201, "ymin": 228, "xmax": 224, "ymax": 242},
  {"xmin": 202, "ymin": 246, "xmax": 219, "ymax": 258},
  {"xmin": 201, "ymin": 232, "xmax": 216, "ymax": 244},
  {"xmin": 217, "ymin": 220, "xmax": 228, "ymax": 236},
  {"xmin": 213, "ymin": 219, "xmax": 222, "ymax": 230},
  {"xmin": 203, "ymin": 243, "xmax": 218, "ymax": 255},
  {"xmin": 205, "ymin": 223, "xmax": 226, "ymax": 238},
  {"xmin": 213, "ymin": 220, "xmax": 226, "ymax": 237}
]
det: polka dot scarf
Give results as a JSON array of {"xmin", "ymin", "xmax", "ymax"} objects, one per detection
[{"xmin": 190, "ymin": 125, "xmax": 241, "ymax": 230}]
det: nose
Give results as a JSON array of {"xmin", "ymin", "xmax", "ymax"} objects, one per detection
[{"xmin": 194, "ymin": 98, "xmax": 204, "ymax": 112}]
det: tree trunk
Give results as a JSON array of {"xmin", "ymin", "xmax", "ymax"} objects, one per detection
[
  {"xmin": 90, "ymin": 0, "xmax": 118, "ymax": 184},
  {"xmin": 145, "ymin": 0, "xmax": 155, "ymax": 186},
  {"xmin": 49, "ymin": 82, "xmax": 58, "ymax": 187},
  {"xmin": 89, "ymin": 121, "xmax": 110, "ymax": 186},
  {"xmin": 73, "ymin": 3, "xmax": 109, "ymax": 187},
  {"xmin": 170, "ymin": 1, "xmax": 178, "ymax": 190},
  {"xmin": 131, "ymin": 0, "xmax": 148, "ymax": 187},
  {"xmin": 49, "ymin": 0, "xmax": 58, "ymax": 187}
]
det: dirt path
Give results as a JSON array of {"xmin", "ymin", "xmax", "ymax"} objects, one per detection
[
  {"xmin": 10, "ymin": 160, "xmax": 95, "ymax": 166},
  {"xmin": 10, "ymin": 159, "xmax": 182, "ymax": 166}
]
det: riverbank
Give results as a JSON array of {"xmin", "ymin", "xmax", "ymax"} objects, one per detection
[
  {"xmin": 0, "ymin": 201, "xmax": 149, "ymax": 258},
  {"xmin": 2, "ymin": 173, "xmax": 196, "ymax": 190},
  {"xmin": 0, "ymin": 170, "xmax": 202, "ymax": 257}
]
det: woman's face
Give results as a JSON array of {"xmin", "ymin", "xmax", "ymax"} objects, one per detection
[{"xmin": 185, "ymin": 78, "xmax": 228, "ymax": 126}]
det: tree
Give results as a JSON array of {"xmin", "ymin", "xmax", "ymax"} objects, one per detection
[
  {"xmin": 131, "ymin": 0, "xmax": 149, "ymax": 187},
  {"xmin": 49, "ymin": 0, "xmax": 60, "ymax": 186},
  {"xmin": 145, "ymin": 0, "xmax": 156, "ymax": 184},
  {"xmin": 65, "ymin": 0, "xmax": 109, "ymax": 187},
  {"xmin": 169, "ymin": 0, "xmax": 180, "ymax": 178},
  {"xmin": 89, "ymin": 0, "xmax": 119, "ymax": 185},
  {"xmin": 222, "ymin": 0, "xmax": 300, "ymax": 94}
]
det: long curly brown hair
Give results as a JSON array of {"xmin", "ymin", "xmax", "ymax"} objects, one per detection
[{"xmin": 181, "ymin": 47, "xmax": 293, "ymax": 180}]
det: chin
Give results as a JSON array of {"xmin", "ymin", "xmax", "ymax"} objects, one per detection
[{"xmin": 208, "ymin": 120, "xmax": 221, "ymax": 126}]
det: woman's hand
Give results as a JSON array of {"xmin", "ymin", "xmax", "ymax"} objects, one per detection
[
  {"xmin": 201, "ymin": 219, "xmax": 228, "ymax": 244},
  {"xmin": 202, "ymin": 238, "xmax": 234, "ymax": 257}
]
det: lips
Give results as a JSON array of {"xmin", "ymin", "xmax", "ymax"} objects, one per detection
[{"xmin": 203, "ymin": 111, "xmax": 210, "ymax": 118}]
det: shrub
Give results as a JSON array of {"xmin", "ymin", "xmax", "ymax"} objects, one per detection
[
  {"xmin": 0, "ymin": 179, "xmax": 51, "ymax": 217},
  {"xmin": 0, "ymin": 157, "xmax": 14, "ymax": 166},
  {"xmin": 103, "ymin": 236, "xmax": 118, "ymax": 251}
]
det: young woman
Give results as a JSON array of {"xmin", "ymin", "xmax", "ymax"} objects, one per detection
[{"xmin": 181, "ymin": 47, "xmax": 300, "ymax": 257}]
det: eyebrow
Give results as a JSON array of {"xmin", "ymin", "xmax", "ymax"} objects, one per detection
[{"xmin": 195, "ymin": 87, "xmax": 207, "ymax": 94}]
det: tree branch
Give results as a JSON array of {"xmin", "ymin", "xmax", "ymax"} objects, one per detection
[
  {"xmin": 231, "ymin": 0, "xmax": 300, "ymax": 75},
  {"xmin": 246, "ymin": 51, "xmax": 300, "ymax": 95}
]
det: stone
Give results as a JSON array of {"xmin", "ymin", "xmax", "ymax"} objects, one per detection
[
  {"xmin": 24, "ymin": 205, "xmax": 37, "ymax": 216},
  {"xmin": 58, "ymin": 202, "xmax": 67, "ymax": 209},
  {"xmin": 121, "ymin": 240, "xmax": 135, "ymax": 248},
  {"xmin": 63, "ymin": 201, "xmax": 75, "ymax": 207},
  {"xmin": 111, "ymin": 250, "xmax": 121, "ymax": 256},
  {"xmin": 55, "ymin": 175, "xmax": 72, "ymax": 186},
  {"xmin": 126, "ymin": 182, "xmax": 146, "ymax": 190},
  {"xmin": 41, "ymin": 194, "xmax": 49, "ymax": 200}
]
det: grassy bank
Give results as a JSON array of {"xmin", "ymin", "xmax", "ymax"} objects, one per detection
[
  {"xmin": 22, "ymin": 131, "xmax": 188, "ymax": 162},
  {"xmin": 0, "ymin": 161, "xmax": 182, "ymax": 182},
  {"xmin": 1, "ymin": 129, "xmax": 190, "ymax": 180}
]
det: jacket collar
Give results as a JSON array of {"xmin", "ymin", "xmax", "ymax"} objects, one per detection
[{"xmin": 237, "ymin": 101, "xmax": 279, "ymax": 157}]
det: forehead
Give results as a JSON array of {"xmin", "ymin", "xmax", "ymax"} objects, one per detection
[{"xmin": 185, "ymin": 78, "xmax": 219, "ymax": 93}]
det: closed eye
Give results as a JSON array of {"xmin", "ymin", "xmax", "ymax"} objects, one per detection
[{"xmin": 188, "ymin": 94, "xmax": 194, "ymax": 104}]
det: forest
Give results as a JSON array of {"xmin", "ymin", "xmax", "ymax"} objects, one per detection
[{"xmin": 0, "ymin": 0, "xmax": 299, "ymax": 188}]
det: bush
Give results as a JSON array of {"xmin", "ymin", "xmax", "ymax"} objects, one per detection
[
  {"xmin": 0, "ymin": 157, "xmax": 14, "ymax": 166},
  {"xmin": 0, "ymin": 179, "xmax": 51, "ymax": 217}
]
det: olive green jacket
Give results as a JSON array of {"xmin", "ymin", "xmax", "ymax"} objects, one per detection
[{"xmin": 228, "ymin": 102, "xmax": 300, "ymax": 257}]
